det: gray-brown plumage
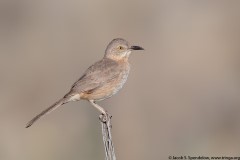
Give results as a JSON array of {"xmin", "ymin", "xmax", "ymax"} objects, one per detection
[{"xmin": 26, "ymin": 38, "xmax": 144, "ymax": 128}]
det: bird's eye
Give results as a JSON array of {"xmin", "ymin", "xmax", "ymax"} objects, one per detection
[{"xmin": 118, "ymin": 46, "xmax": 123, "ymax": 50}]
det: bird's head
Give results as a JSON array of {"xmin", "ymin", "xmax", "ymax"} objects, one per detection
[{"xmin": 104, "ymin": 38, "xmax": 144, "ymax": 61}]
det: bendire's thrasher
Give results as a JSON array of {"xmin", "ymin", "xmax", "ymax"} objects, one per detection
[{"xmin": 26, "ymin": 38, "xmax": 144, "ymax": 128}]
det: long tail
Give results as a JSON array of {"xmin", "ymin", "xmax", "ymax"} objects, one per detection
[{"xmin": 26, "ymin": 96, "xmax": 71, "ymax": 128}]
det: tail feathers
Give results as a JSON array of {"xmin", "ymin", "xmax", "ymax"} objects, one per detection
[{"xmin": 26, "ymin": 97, "xmax": 70, "ymax": 128}]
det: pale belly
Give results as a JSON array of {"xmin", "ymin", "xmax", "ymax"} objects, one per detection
[{"xmin": 81, "ymin": 69, "xmax": 130, "ymax": 101}]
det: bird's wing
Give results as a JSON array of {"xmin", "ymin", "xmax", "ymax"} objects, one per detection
[{"xmin": 71, "ymin": 58, "xmax": 120, "ymax": 93}]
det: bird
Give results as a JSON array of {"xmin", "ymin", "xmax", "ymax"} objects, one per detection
[{"xmin": 26, "ymin": 38, "xmax": 144, "ymax": 128}]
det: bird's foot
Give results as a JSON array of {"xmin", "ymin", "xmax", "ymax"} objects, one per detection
[{"xmin": 99, "ymin": 112, "xmax": 112, "ymax": 123}]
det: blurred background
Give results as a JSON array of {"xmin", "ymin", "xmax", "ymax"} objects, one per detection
[{"xmin": 1, "ymin": 0, "xmax": 240, "ymax": 159}]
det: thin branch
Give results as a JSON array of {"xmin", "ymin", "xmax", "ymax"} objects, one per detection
[{"xmin": 99, "ymin": 114, "xmax": 116, "ymax": 160}]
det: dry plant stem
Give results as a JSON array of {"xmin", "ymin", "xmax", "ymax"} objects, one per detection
[{"xmin": 99, "ymin": 113, "xmax": 116, "ymax": 160}]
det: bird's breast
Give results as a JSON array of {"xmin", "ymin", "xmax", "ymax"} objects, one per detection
[
  {"xmin": 81, "ymin": 62, "xmax": 130, "ymax": 101},
  {"xmin": 112, "ymin": 65, "xmax": 130, "ymax": 94},
  {"xmin": 97, "ymin": 63, "xmax": 130, "ymax": 101}
]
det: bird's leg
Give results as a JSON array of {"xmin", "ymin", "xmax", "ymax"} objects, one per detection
[
  {"xmin": 89, "ymin": 100, "xmax": 112, "ymax": 123},
  {"xmin": 89, "ymin": 100, "xmax": 107, "ymax": 115}
]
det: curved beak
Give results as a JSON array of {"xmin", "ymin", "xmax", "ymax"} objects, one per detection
[{"xmin": 130, "ymin": 46, "xmax": 144, "ymax": 50}]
